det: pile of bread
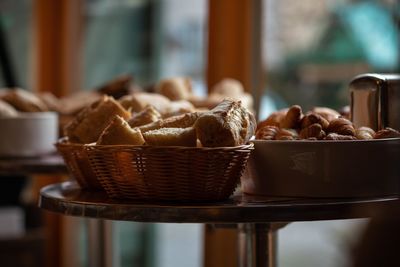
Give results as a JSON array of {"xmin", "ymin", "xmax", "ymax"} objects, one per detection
[
  {"xmin": 256, "ymin": 105, "xmax": 400, "ymax": 141},
  {"xmin": 63, "ymin": 94, "xmax": 255, "ymax": 148}
]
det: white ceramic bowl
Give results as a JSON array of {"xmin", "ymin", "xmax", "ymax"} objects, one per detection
[
  {"xmin": 242, "ymin": 139, "xmax": 400, "ymax": 198},
  {"xmin": 0, "ymin": 112, "xmax": 58, "ymax": 157}
]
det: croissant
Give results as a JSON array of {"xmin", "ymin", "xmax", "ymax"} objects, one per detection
[
  {"xmin": 326, "ymin": 118, "xmax": 355, "ymax": 136},
  {"xmin": 280, "ymin": 105, "xmax": 303, "ymax": 129},
  {"xmin": 299, "ymin": 123, "xmax": 326, "ymax": 140}
]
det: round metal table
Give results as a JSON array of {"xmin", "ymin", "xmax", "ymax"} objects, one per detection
[{"xmin": 39, "ymin": 181, "xmax": 400, "ymax": 267}]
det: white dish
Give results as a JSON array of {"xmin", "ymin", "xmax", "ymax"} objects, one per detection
[{"xmin": 0, "ymin": 112, "xmax": 58, "ymax": 157}]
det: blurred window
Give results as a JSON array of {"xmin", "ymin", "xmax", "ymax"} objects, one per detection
[
  {"xmin": 261, "ymin": 0, "xmax": 399, "ymax": 117},
  {"xmin": 82, "ymin": 0, "xmax": 207, "ymax": 93},
  {"xmin": 0, "ymin": 0, "xmax": 32, "ymax": 89}
]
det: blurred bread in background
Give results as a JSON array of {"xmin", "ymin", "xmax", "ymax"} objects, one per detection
[
  {"xmin": 1, "ymin": 88, "xmax": 48, "ymax": 112},
  {"xmin": 0, "ymin": 99, "xmax": 18, "ymax": 117},
  {"xmin": 155, "ymin": 77, "xmax": 192, "ymax": 101}
]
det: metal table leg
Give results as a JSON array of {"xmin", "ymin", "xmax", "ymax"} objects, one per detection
[
  {"xmin": 87, "ymin": 219, "xmax": 119, "ymax": 267},
  {"xmin": 238, "ymin": 223, "xmax": 277, "ymax": 267}
]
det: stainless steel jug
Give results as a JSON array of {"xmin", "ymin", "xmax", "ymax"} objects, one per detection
[{"xmin": 350, "ymin": 73, "xmax": 400, "ymax": 130}]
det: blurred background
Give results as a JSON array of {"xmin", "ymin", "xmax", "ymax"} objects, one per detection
[{"xmin": 0, "ymin": 0, "xmax": 398, "ymax": 266}]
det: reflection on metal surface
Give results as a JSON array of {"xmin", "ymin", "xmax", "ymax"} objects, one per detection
[{"xmin": 350, "ymin": 73, "xmax": 400, "ymax": 130}]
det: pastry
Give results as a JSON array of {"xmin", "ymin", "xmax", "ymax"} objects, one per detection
[
  {"xmin": 96, "ymin": 115, "xmax": 145, "ymax": 145},
  {"xmin": 355, "ymin": 127, "xmax": 375, "ymax": 140},
  {"xmin": 2, "ymin": 88, "xmax": 48, "ymax": 112},
  {"xmin": 280, "ymin": 105, "xmax": 303, "ymax": 129},
  {"xmin": 0, "ymin": 99, "xmax": 18, "ymax": 117},
  {"xmin": 194, "ymin": 99, "xmax": 256, "ymax": 147},
  {"xmin": 326, "ymin": 118, "xmax": 355, "ymax": 136}
]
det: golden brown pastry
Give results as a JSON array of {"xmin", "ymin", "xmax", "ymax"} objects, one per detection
[
  {"xmin": 0, "ymin": 99, "xmax": 18, "ymax": 117},
  {"xmin": 194, "ymin": 99, "xmax": 256, "ymax": 147},
  {"xmin": 276, "ymin": 128, "xmax": 299, "ymax": 140},
  {"xmin": 257, "ymin": 108, "xmax": 288, "ymax": 129},
  {"xmin": 119, "ymin": 92, "xmax": 171, "ymax": 114},
  {"xmin": 355, "ymin": 127, "xmax": 375, "ymax": 140},
  {"xmin": 299, "ymin": 123, "xmax": 326, "ymax": 140},
  {"xmin": 374, "ymin": 128, "xmax": 400, "ymax": 139},
  {"xmin": 64, "ymin": 95, "xmax": 131, "ymax": 143},
  {"xmin": 311, "ymin": 107, "xmax": 340, "ymax": 122},
  {"xmin": 96, "ymin": 74, "xmax": 133, "ymax": 99},
  {"xmin": 128, "ymin": 105, "xmax": 161, "ymax": 128},
  {"xmin": 154, "ymin": 77, "xmax": 192, "ymax": 101},
  {"xmin": 2, "ymin": 88, "xmax": 48, "ymax": 112},
  {"xmin": 143, "ymin": 127, "xmax": 197, "ymax": 147},
  {"xmin": 255, "ymin": 125, "xmax": 279, "ymax": 140},
  {"xmin": 96, "ymin": 115, "xmax": 145, "ymax": 145},
  {"xmin": 280, "ymin": 105, "xmax": 303, "ymax": 129},
  {"xmin": 324, "ymin": 133, "xmax": 357, "ymax": 140},
  {"xmin": 301, "ymin": 112, "xmax": 329, "ymax": 130},
  {"xmin": 326, "ymin": 117, "xmax": 355, "ymax": 136}
]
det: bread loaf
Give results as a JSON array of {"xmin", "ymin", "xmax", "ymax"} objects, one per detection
[
  {"xmin": 143, "ymin": 127, "xmax": 197, "ymax": 147},
  {"xmin": 2, "ymin": 89, "xmax": 48, "ymax": 112},
  {"xmin": 194, "ymin": 99, "xmax": 256, "ymax": 147},
  {"xmin": 97, "ymin": 115, "xmax": 145, "ymax": 145},
  {"xmin": 64, "ymin": 95, "xmax": 131, "ymax": 143},
  {"xmin": 0, "ymin": 99, "xmax": 18, "ymax": 117}
]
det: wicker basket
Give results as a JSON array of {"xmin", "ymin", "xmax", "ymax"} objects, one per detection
[
  {"xmin": 55, "ymin": 138, "xmax": 102, "ymax": 190},
  {"xmin": 86, "ymin": 144, "xmax": 253, "ymax": 201}
]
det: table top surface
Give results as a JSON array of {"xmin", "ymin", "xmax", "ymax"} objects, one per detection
[
  {"xmin": 39, "ymin": 181, "xmax": 400, "ymax": 223},
  {"xmin": 0, "ymin": 153, "xmax": 67, "ymax": 175}
]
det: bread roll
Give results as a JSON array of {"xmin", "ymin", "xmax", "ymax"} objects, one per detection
[
  {"xmin": 58, "ymin": 91, "xmax": 102, "ymax": 115},
  {"xmin": 163, "ymin": 100, "xmax": 195, "ymax": 118},
  {"xmin": 96, "ymin": 115, "xmax": 145, "ymax": 145},
  {"xmin": 2, "ymin": 88, "xmax": 48, "ymax": 112},
  {"xmin": 0, "ymin": 99, "xmax": 18, "ymax": 117},
  {"xmin": 119, "ymin": 92, "xmax": 171, "ymax": 114},
  {"xmin": 128, "ymin": 105, "xmax": 161, "ymax": 127},
  {"xmin": 155, "ymin": 77, "xmax": 192, "ymax": 101},
  {"xmin": 211, "ymin": 78, "xmax": 244, "ymax": 98},
  {"xmin": 143, "ymin": 127, "xmax": 197, "ymax": 147},
  {"xmin": 64, "ymin": 95, "xmax": 131, "ymax": 143},
  {"xmin": 194, "ymin": 99, "xmax": 256, "ymax": 147}
]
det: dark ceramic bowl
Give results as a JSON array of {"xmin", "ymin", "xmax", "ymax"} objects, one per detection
[{"xmin": 242, "ymin": 138, "xmax": 400, "ymax": 198}]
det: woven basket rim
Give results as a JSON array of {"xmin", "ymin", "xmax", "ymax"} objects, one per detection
[
  {"xmin": 55, "ymin": 137, "xmax": 254, "ymax": 151},
  {"xmin": 87, "ymin": 143, "xmax": 254, "ymax": 151}
]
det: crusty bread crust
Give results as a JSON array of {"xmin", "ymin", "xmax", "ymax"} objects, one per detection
[
  {"xmin": 96, "ymin": 115, "xmax": 145, "ymax": 145},
  {"xmin": 128, "ymin": 105, "xmax": 161, "ymax": 127},
  {"xmin": 138, "ymin": 112, "xmax": 201, "ymax": 133},
  {"xmin": 64, "ymin": 96, "xmax": 131, "ymax": 143},
  {"xmin": 143, "ymin": 127, "xmax": 197, "ymax": 147},
  {"xmin": 194, "ymin": 99, "xmax": 256, "ymax": 147}
]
